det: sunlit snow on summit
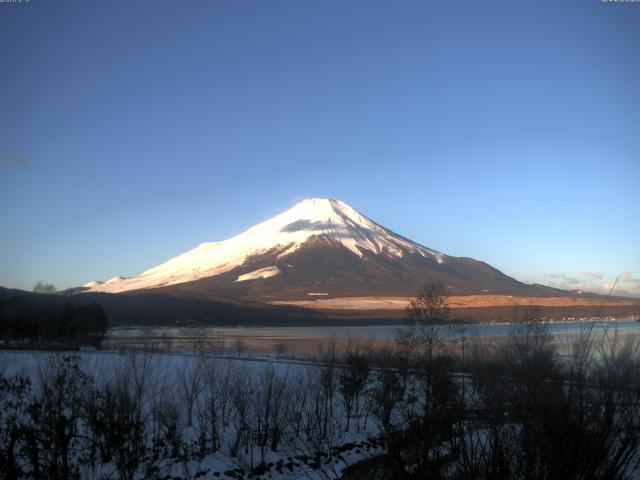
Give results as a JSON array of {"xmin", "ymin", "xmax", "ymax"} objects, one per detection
[{"xmin": 82, "ymin": 198, "xmax": 444, "ymax": 293}]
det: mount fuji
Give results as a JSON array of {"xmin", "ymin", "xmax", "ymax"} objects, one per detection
[{"xmin": 79, "ymin": 198, "xmax": 556, "ymax": 301}]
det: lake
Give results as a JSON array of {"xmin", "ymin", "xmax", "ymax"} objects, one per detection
[{"xmin": 104, "ymin": 318, "xmax": 640, "ymax": 355}]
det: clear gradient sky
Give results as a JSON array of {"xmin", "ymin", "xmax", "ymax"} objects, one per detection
[{"xmin": 1, "ymin": 0, "xmax": 639, "ymax": 296}]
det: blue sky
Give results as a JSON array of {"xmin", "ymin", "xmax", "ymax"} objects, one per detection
[{"xmin": 1, "ymin": 0, "xmax": 639, "ymax": 296}]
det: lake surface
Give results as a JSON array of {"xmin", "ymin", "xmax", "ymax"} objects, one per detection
[{"xmin": 105, "ymin": 319, "xmax": 640, "ymax": 355}]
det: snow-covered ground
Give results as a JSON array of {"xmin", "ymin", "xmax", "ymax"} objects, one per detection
[
  {"xmin": 0, "ymin": 350, "xmax": 384, "ymax": 480},
  {"xmin": 3, "ymin": 344, "xmax": 639, "ymax": 479}
]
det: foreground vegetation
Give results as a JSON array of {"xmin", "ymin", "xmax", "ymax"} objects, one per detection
[
  {"xmin": 1, "ymin": 323, "xmax": 639, "ymax": 478},
  {"xmin": 0, "ymin": 283, "xmax": 638, "ymax": 479}
]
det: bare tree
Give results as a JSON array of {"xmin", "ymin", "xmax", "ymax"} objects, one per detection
[
  {"xmin": 229, "ymin": 368, "xmax": 252, "ymax": 458},
  {"xmin": 209, "ymin": 330, "xmax": 227, "ymax": 355},
  {"xmin": 234, "ymin": 338, "xmax": 249, "ymax": 356},
  {"xmin": 197, "ymin": 358, "xmax": 234, "ymax": 455},
  {"xmin": 176, "ymin": 357, "xmax": 204, "ymax": 427},
  {"xmin": 36, "ymin": 355, "xmax": 91, "ymax": 479},
  {"xmin": 339, "ymin": 348, "xmax": 370, "ymax": 432},
  {"xmin": 33, "ymin": 281, "xmax": 57, "ymax": 294},
  {"xmin": 407, "ymin": 282, "xmax": 450, "ymax": 322},
  {"xmin": 190, "ymin": 326, "xmax": 207, "ymax": 354},
  {"xmin": 274, "ymin": 342, "xmax": 289, "ymax": 358},
  {"xmin": 287, "ymin": 370, "xmax": 311, "ymax": 439},
  {"xmin": 397, "ymin": 281, "xmax": 450, "ymax": 365},
  {"xmin": 252, "ymin": 364, "xmax": 290, "ymax": 464},
  {"xmin": 0, "ymin": 374, "xmax": 38, "ymax": 479}
]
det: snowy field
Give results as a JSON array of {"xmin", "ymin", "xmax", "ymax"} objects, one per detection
[
  {"xmin": 0, "ymin": 350, "xmax": 384, "ymax": 479},
  {"xmin": 2, "ymin": 333, "xmax": 640, "ymax": 480}
]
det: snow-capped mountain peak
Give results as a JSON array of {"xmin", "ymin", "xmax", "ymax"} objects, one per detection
[{"xmin": 82, "ymin": 198, "xmax": 444, "ymax": 293}]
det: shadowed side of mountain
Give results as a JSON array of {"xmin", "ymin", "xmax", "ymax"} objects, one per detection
[{"xmin": 123, "ymin": 236, "xmax": 574, "ymax": 301}]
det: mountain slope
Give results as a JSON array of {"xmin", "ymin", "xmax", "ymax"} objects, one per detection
[{"xmin": 80, "ymin": 198, "xmax": 561, "ymax": 299}]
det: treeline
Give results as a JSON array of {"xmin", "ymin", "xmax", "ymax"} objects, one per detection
[{"xmin": 0, "ymin": 293, "xmax": 108, "ymax": 348}]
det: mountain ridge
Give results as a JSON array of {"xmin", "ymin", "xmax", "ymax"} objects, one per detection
[{"xmin": 78, "ymin": 198, "xmax": 575, "ymax": 300}]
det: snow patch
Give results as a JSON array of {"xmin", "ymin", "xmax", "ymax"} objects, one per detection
[
  {"xmin": 105, "ymin": 276, "xmax": 128, "ymax": 283},
  {"xmin": 235, "ymin": 266, "xmax": 281, "ymax": 282}
]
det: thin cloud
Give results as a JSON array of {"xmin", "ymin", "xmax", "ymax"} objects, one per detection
[
  {"xmin": 547, "ymin": 273, "xmax": 580, "ymax": 284},
  {"xmin": 583, "ymin": 272, "xmax": 604, "ymax": 281},
  {"xmin": 619, "ymin": 271, "xmax": 639, "ymax": 283},
  {"xmin": 535, "ymin": 271, "xmax": 640, "ymax": 298}
]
